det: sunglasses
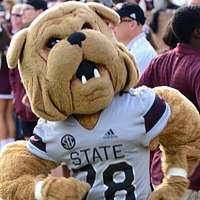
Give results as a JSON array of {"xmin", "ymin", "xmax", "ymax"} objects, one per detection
[
  {"xmin": 11, "ymin": 13, "xmax": 22, "ymax": 17},
  {"xmin": 120, "ymin": 18, "xmax": 133, "ymax": 23}
]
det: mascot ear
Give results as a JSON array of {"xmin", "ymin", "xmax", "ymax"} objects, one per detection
[
  {"xmin": 88, "ymin": 2, "xmax": 120, "ymax": 25},
  {"xmin": 7, "ymin": 28, "xmax": 28, "ymax": 69}
]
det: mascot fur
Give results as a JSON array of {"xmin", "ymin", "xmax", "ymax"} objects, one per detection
[{"xmin": 0, "ymin": 2, "xmax": 200, "ymax": 200}]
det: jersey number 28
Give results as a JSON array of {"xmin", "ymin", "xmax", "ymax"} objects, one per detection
[{"xmin": 73, "ymin": 161, "xmax": 136, "ymax": 200}]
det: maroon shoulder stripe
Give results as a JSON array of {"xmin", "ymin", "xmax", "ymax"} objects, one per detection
[
  {"xmin": 30, "ymin": 134, "xmax": 46, "ymax": 152},
  {"xmin": 144, "ymin": 95, "xmax": 166, "ymax": 133}
]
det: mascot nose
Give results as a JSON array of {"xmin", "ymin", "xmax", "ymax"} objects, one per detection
[{"xmin": 67, "ymin": 32, "xmax": 86, "ymax": 47}]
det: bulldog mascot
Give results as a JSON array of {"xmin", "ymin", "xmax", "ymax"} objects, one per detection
[{"xmin": 0, "ymin": 2, "xmax": 200, "ymax": 200}]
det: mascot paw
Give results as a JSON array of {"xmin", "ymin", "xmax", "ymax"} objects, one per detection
[
  {"xmin": 40, "ymin": 177, "xmax": 90, "ymax": 200},
  {"xmin": 149, "ymin": 177, "xmax": 188, "ymax": 200},
  {"xmin": 149, "ymin": 188, "xmax": 178, "ymax": 200}
]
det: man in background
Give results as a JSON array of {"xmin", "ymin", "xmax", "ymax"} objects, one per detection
[
  {"xmin": 22, "ymin": 0, "xmax": 47, "ymax": 28},
  {"xmin": 112, "ymin": 2, "xmax": 157, "ymax": 76}
]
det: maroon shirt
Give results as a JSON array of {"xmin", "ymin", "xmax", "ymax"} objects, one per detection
[
  {"xmin": 136, "ymin": 43, "xmax": 200, "ymax": 190},
  {"xmin": 0, "ymin": 54, "xmax": 11, "ymax": 95},
  {"xmin": 9, "ymin": 68, "xmax": 38, "ymax": 122}
]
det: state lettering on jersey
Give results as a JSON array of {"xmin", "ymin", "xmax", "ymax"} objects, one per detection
[{"xmin": 70, "ymin": 144, "xmax": 125, "ymax": 166}]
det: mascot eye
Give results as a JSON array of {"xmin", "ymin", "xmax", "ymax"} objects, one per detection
[
  {"xmin": 47, "ymin": 38, "xmax": 61, "ymax": 48},
  {"xmin": 81, "ymin": 23, "xmax": 93, "ymax": 30}
]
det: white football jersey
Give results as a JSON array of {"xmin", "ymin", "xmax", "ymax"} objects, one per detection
[{"xmin": 27, "ymin": 86, "xmax": 171, "ymax": 200}]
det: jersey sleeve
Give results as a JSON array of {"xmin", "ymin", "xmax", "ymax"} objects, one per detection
[
  {"xmin": 136, "ymin": 86, "xmax": 171, "ymax": 146},
  {"xmin": 26, "ymin": 118, "xmax": 58, "ymax": 163}
]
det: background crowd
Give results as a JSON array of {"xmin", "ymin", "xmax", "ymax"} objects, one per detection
[{"xmin": 0, "ymin": 0, "xmax": 200, "ymax": 199}]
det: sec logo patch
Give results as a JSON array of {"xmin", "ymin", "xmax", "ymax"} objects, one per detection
[{"xmin": 61, "ymin": 134, "xmax": 76, "ymax": 150}]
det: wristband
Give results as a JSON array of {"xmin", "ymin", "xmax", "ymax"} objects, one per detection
[
  {"xmin": 35, "ymin": 181, "xmax": 44, "ymax": 200},
  {"xmin": 167, "ymin": 168, "xmax": 187, "ymax": 178}
]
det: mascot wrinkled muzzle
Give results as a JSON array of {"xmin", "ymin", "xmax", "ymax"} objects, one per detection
[{"xmin": 7, "ymin": 1, "xmax": 138, "ymax": 121}]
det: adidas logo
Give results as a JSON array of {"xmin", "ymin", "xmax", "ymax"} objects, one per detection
[{"xmin": 103, "ymin": 129, "xmax": 117, "ymax": 139}]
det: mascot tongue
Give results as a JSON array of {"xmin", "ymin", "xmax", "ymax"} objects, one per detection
[{"xmin": 76, "ymin": 60, "xmax": 100, "ymax": 83}]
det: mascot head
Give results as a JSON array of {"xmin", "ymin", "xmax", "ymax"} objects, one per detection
[{"xmin": 7, "ymin": 1, "xmax": 138, "ymax": 121}]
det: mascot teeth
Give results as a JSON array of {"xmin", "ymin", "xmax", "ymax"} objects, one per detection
[
  {"xmin": 77, "ymin": 60, "xmax": 101, "ymax": 84},
  {"xmin": 94, "ymin": 69, "xmax": 100, "ymax": 78},
  {"xmin": 81, "ymin": 69, "xmax": 100, "ymax": 84},
  {"xmin": 81, "ymin": 75, "xmax": 87, "ymax": 84}
]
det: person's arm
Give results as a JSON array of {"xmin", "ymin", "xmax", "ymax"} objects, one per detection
[
  {"xmin": 194, "ymin": 69, "xmax": 200, "ymax": 111},
  {"xmin": 135, "ymin": 57, "xmax": 158, "ymax": 88},
  {"xmin": 9, "ymin": 68, "xmax": 16, "ymax": 92}
]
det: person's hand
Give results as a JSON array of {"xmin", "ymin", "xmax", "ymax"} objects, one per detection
[{"xmin": 22, "ymin": 94, "xmax": 31, "ymax": 107}]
